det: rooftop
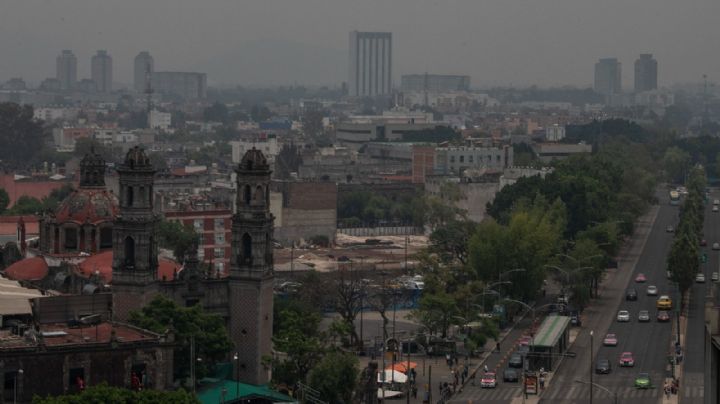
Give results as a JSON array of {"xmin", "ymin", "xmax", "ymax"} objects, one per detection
[{"xmin": 0, "ymin": 322, "xmax": 161, "ymax": 349}]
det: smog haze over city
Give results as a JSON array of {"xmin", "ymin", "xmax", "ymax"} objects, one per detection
[{"xmin": 2, "ymin": 0, "xmax": 719, "ymax": 87}]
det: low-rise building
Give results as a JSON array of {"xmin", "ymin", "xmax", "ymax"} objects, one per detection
[
  {"xmin": 164, "ymin": 207, "xmax": 232, "ymax": 276},
  {"xmin": 270, "ymin": 181, "xmax": 337, "ymax": 246},
  {"xmin": 148, "ymin": 110, "xmax": 171, "ymax": 130},
  {"xmin": 434, "ymin": 145, "xmax": 513, "ymax": 175},
  {"xmin": 533, "ymin": 143, "xmax": 592, "ymax": 162}
]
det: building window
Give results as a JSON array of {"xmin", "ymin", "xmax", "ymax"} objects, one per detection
[
  {"xmin": 64, "ymin": 228, "xmax": 78, "ymax": 250},
  {"xmin": 69, "ymin": 368, "xmax": 85, "ymax": 392},
  {"xmin": 198, "ymin": 248, "xmax": 205, "ymax": 259},
  {"xmin": 469, "ymin": 155, "xmax": 473, "ymax": 163},
  {"xmin": 214, "ymin": 248, "xmax": 224, "ymax": 258},
  {"xmin": 215, "ymin": 262, "xmax": 224, "ymax": 274},
  {"xmin": 215, "ymin": 232, "xmax": 225, "ymax": 244},
  {"xmin": 449, "ymin": 156, "xmax": 455, "ymax": 163},
  {"xmin": 459, "ymin": 155, "xmax": 464, "ymax": 163},
  {"xmin": 214, "ymin": 218, "xmax": 224, "ymax": 230},
  {"xmin": 193, "ymin": 219, "xmax": 203, "ymax": 231}
]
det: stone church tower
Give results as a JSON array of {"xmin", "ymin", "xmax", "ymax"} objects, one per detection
[
  {"xmin": 228, "ymin": 148, "xmax": 275, "ymax": 385},
  {"xmin": 111, "ymin": 146, "xmax": 160, "ymax": 320}
]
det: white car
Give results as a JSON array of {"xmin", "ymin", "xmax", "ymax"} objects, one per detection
[
  {"xmin": 714, "ymin": 243, "xmax": 720, "ymax": 251},
  {"xmin": 617, "ymin": 310, "xmax": 631, "ymax": 322},
  {"xmin": 696, "ymin": 273, "xmax": 706, "ymax": 283},
  {"xmin": 646, "ymin": 285, "xmax": 658, "ymax": 296},
  {"xmin": 713, "ymin": 272, "xmax": 719, "ymax": 282}
]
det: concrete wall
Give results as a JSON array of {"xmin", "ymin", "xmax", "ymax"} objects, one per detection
[{"xmin": 270, "ymin": 181, "xmax": 337, "ymax": 245}]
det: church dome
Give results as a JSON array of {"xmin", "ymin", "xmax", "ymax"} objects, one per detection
[
  {"xmin": 4, "ymin": 257, "xmax": 49, "ymax": 281},
  {"xmin": 239, "ymin": 148, "xmax": 269, "ymax": 171},
  {"xmin": 54, "ymin": 189, "xmax": 119, "ymax": 224}
]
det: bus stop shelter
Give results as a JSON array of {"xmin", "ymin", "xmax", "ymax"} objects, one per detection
[{"xmin": 528, "ymin": 315, "xmax": 571, "ymax": 371}]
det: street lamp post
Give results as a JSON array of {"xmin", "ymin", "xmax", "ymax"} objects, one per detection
[
  {"xmin": 589, "ymin": 330, "xmax": 594, "ymax": 404},
  {"xmin": 14, "ymin": 369, "xmax": 23, "ymax": 404},
  {"xmin": 233, "ymin": 353, "xmax": 240, "ymax": 399},
  {"xmin": 575, "ymin": 379, "xmax": 617, "ymax": 404}
]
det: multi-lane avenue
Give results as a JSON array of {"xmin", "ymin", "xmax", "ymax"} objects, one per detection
[{"xmin": 543, "ymin": 196, "xmax": 678, "ymax": 403}]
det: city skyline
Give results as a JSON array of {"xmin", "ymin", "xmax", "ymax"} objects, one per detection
[{"xmin": 1, "ymin": 1, "xmax": 718, "ymax": 88}]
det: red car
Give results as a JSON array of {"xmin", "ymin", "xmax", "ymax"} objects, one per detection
[
  {"xmin": 635, "ymin": 273, "xmax": 647, "ymax": 283},
  {"xmin": 619, "ymin": 352, "xmax": 635, "ymax": 367},
  {"xmin": 480, "ymin": 372, "xmax": 497, "ymax": 388},
  {"xmin": 603, "ymin": 333, "xmax": 618, "ymax": 346},
  {"xmin": 701, "ymin": 239, "xmax": 708, "ymax": 246},
  {"xmin": 657, "ymin": 310, "xmax": 670, "ymax": 322}
]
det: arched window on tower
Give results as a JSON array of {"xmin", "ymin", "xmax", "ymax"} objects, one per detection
[
  {"xmin": 124, "ymin": 236, "xmax": 135, "ymax": 267},
  {"xmin": 127, "ymin": 186, "xmax": 134, "ymax": 207},
  {"xmin": 243, "ymin": 185, "xmax": 252, "ymax": 206},
  {"xmin": 92, "ymin": 170, "xmax": 100, "ymax": 185},
  {"xmin": 254, "ymin": 186, "xmax": 264, "ymax": 204},
  {"xmin": 241, "ymin": 233, "xmax": 252, "ymax": 266}
]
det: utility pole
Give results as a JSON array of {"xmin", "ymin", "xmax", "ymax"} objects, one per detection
[{"xmin": 589, "ymin": 330, "xmax": 594, "ymax": 404}]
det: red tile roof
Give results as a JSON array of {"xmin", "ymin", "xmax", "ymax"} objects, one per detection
[
  {"xmin": 54, "ymin": 189, "xmax": 118, "ymax": 224},
  {"xmin": 77, "ymin": 250, "xmax": 180, "ymax": 283},
  {"xmin": 3, "ymin": 257, "xmax": 49, "ymax": 281}
]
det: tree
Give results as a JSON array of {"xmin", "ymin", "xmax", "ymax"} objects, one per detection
[
  {"xmin": 0, "ymin": 188, "xmax": 9, "ymax": 214},
  {"xmin": 128, "ymin": 296, "xmax": 233, "ymax": 381},
  {"xmin": 156, "ymin": 220, "xmax": 199, "ymax": 262},
  {"xmin": 428, "ymin": 219, "xmax": 476, "ymax": 265},
  {"xmin": 32, "ymin": 383, "xmax": 199, "ymax": 404},
  {"xmin": 307, "ymin": 352, "xmax": 359, "ymax": 404},
  {"xmin": 8, "ymin": 196, "xmax": 44, "ymax": 215},
  {"xmin": 0, "ymin": 102, "xmax": 44, "ymax": 169},
  {"xmin": 270, "ymin": 307, "xmax": 325, "ymax": 388},
  {"xmin": 662, "ymin": 146, "xmax": 691, "ymax": 183}
]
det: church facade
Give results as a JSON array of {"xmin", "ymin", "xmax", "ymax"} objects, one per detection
[{"xmin": 111, "ymin": 146, "xmax": 274, "ymax": 385}]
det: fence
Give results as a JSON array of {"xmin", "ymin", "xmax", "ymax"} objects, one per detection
[{"xmin": 337, "ymin": 225, "xmax": 423, "ymax": 237}]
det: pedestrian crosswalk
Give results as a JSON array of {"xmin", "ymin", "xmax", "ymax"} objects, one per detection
[
  {"xmin": 683, "ymin": 386, "xmax": 704, "ymax": 399},
  {"xmin": 544, "ymin": 385, "xmax": 658, "ymax": 400},
  {"xmin": 449, "ymin": 385, "xmax": 522, "ymax": 402}
]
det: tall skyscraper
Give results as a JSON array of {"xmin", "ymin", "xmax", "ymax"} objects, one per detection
[
  {"xmin": 55, "ymin": 50, "xmax": 77, "ymax": 90},
  {"xmin": 594, "ymin": 58, "xmax": 622, "ymax": 98},
  {"xmin": 348, "ymin": 31, "xmax": 392, "ymax": 97},
  {"xmin": 634, "ymin": 54, "xmax": 658, "ymax": 93},
  {"xmin": 91, "ymin": 50, "xmax": 113, "ymax": 93},
  {"xmin": 134, "ymin": 51, "xmax": 154, "ymax": 93}
]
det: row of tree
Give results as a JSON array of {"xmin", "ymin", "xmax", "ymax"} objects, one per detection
[{"xmin": 667, "ymin": 166, "xmax": 706, "ymax": 308}]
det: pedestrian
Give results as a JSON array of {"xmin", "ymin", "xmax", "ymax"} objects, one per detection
[
  {"xmin": 412, "ymin": 384, "xmax": 418, "ymax": 398},
  {"xmin": 445, "ymin": 353, "xmax": 452, "ymax": 367},
  {"xmin": 484, "ymin": 364, "xmax": 489, "ymax": 373},
  {"xmin": 665, "ymin": 383, "xmax": 671, "ymax": 398},
  {"xmin": 471, "ymin": 370, "xmax": 477, "ymax": 386},
  {"xmin": 539, "ymin": 376, "xmax": 545, "ymax": 390},
  {"xmin": 496, "ymin": 342, "xmax": 501, "ymax": 352}
]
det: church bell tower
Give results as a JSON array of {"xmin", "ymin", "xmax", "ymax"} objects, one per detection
[
  {"xmin": 228, "ymin": 148, "xmax": 274, "ymax": 385},
  {"xmin": 112, "ymin": 146, "xmax": 159, "ymax": 321}
]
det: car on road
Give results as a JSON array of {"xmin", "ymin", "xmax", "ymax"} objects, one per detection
[
  {"xmin": 697, "ymin": 273, "xmax": 706, "ymax": 283},
  {"xmin": 625, "ymin": 288, "xmax": 638, "ymax": 301},
  {"xmin": 570, "ymin": 312, "xmax": 582, "ymax": 326},
  {"xmin": 666, "ymin": 225, "xmax": 675, "ymax": 233},
  {"xmin": 503, "ymin": 368, "xmax": 519, "ymax": 383},
  {"xmin": 657, "ymin": 310, "xmax": 671, "ymax": 322},
  {"xmin": 617, "ymin": 310, "xmax": 631, "ymax": 322},
  {"xmin": 714, "ymin": 242, "xmax": 720, "ymax": 250},
  {"xmin": 619, "ymin": 352, "xmax": 635, "ymax": 367},
  {"xmin": 635, "ymin": 273, "xmax": 647, "ymax": 283},
  {"xmin": 638, "ymin": 310, "xmax": 650, "ymax": 322},
  {"xmin": 508, "ymin": 353, "xmax": 523, "ymax": 368},
  {"xmin": 657, "ymin": 295, "xmax": 672, "ymax": 310},
  {"xmin": 701, "ymin": 239, "xmax": 708, "ymax": 246},
  {"xmin": 714, "ymin": 206, "xmax": 719, "ymax": 213},
  {"xmin": 595, "ymin": 358, "xmax": 612, "ymax": 374},
  {"xmin": 713, "ymin": 272, "xmax": 719, "ymax": 282},
  {"xmin": 714, "ymin": 199, "xmax": 720, "ymax": 205},
  {"xmin": 634, "ymin": 372, "xmax": 651, "ymax": 389},
  {"xmin": 480, "ymin": 372, "xmax": 497, "ymax": 388},
  {"xmin": 646, "ymin": 285, "xmax": 658, "ymax": 296},
  {"xmin": 603, "ymin": 333, "xmax": 618, "ymax": 346}
]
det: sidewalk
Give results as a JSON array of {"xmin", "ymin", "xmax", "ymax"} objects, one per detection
[{"xmin": 661, "ymin": 291, "xmax": 689, "ymax": 404}]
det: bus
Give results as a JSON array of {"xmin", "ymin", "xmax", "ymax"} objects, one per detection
[{"xmin": 669, "ymin": 190, "xmax": 680, "ymax": 205}]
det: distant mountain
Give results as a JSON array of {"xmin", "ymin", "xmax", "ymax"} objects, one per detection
[{"xmin": 199, "ymin": 39, "xmax": 346, "ymax": 87}]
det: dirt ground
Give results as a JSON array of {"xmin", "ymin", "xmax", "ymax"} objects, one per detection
[{"xmin": 274, "ymin": 234, "xmax": 428, "ymax": 272}]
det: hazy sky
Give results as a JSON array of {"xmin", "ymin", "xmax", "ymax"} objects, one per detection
[{"xmin": 1, "ymin": 0, "xmax": 719, "ymax": 88}]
